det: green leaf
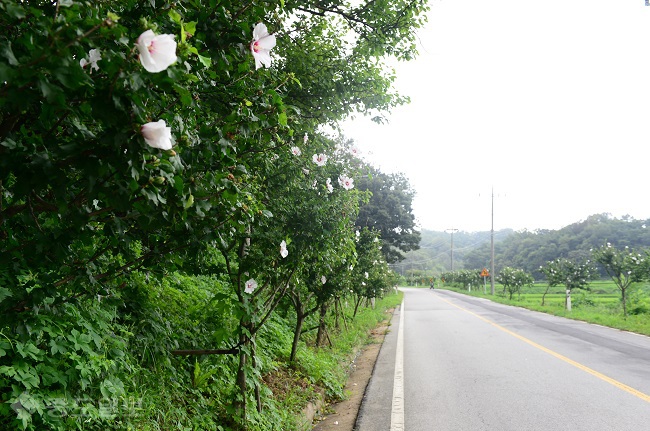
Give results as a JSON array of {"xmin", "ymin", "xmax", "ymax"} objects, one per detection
[
  {"xmin": 100, "ymin": 379, "xmax": 118, "ymax": 398},
  {"xmin": 197, "ymin": 53, "xmax": 212, "ymax": 68},
  {"xmin": 0, "ymin": 138, "xmax": 17, "ymax": 149},
  {"xmin": 0, "ymin": 62, "xmax": 15, "ymax": 82},
  {"xmin": 168, "ymin": 9, "xmax": 182, "ymax": 25},
  {"xmin": 0, "ymin": 365, "xmax": 16, "ymax": 377},
  {"xmin": 173, "ymin": 83, "xmax": 193, "ymax": 106},
  {"xmin": 49, "ymin": 338, "xmax": 67, "ymax": 355},
  {"xmin": 38, "ymin": 79, "xmax": 65, "ymax": 105},
  {"xmin": 17, "ymin": 409, "xmax": 31, "ymax": 429},
  {"xmin": 141, "ymin": 188, "xmax": 160, "ymax": 206},
  {"xmin": 184, "ymin": 21, "xmax": 197, "ymax": 37},
  {"xmin": 173, "ymin": 176, "xmax": 184, "ymax": 193},
  {"xmin": 0, "ymin": 340, "xmax": 11, "ymax": 358},
  {"xmin": 16, "ymin": 342, "xmax": 42, "ymax": 360},
  {"xmin": 1, "ymin": 42, "xmax": 18, "ymax": 66},
  {"xmin": 5, "ymin": 3, "xmax": 26, "ymax": 19},
  {"xmin": 278, "ymin": 111, "xmax": 287, "ymax": 127},
  {"xmin": 0, "ymin": 287, "xmax": 12, "ymax": 304},
  {"xmin": 15, "ymin": 363, "xmax": 40, "ymax": 389},
  {"xmin": 37, "ymin": 364, "xmax": 67, "ymax": 386},
  {"xmin": 290, "ymin": 75, "xmax": 302, "ymax": 89}
]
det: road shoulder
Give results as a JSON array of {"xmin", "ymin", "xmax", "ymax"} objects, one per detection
[{"xmin": 312, "ymin": 306, "xmax": 399, "ymax": 431}]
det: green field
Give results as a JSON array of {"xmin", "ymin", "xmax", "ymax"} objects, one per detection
[{"xmin": 439, "ymin": 280, "xmax": 650, "ymax": 336}]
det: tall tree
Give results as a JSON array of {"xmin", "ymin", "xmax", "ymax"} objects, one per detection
[{"xmin": 355, "ymin": 168, "xmax": 420, "ymax": 263}]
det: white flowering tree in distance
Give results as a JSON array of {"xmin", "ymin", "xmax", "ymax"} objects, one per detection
[
  {"xmin": 592, "ymin": 244, "xmax": 648, "ymax": 317},
  {"xmin": 0, "ymin": 1, "xmax": 428, "ymax": 428},
  {"xmin": 540, "ymin": 258, "xmax": 598, "ymax": 308}
]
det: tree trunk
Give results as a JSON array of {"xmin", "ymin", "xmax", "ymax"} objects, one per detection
[
  {"xmin": 251, "ymin": 338, "xmax": 262, "ymax": 414},
  {"xmin": 315, "ymin": 302, "xmax": 329, "ymax": 347},
  {"xmin": 337, "ymin": 297, "xmax": 348, "ymax": 331},
  {"xmin": 290, "ymin": 310, "xmax": 305, "ymax": 363},
  {"xmin": 541, "ymin": 285, "xmax": 551, "ymax": 306},
  {"xmin": 622, "ymin": 287, "xmax": 627, "ymax": 317},
  {"xmin": 235, "ymin": 334, "xmax": 248, "ymax": 427},
  {"xmin": 353, "ymin": 295, "xmax": 363, "ymax": 318},
  {"xmin": 334, "ymin": 297, "xmax": 340, "ymax": 330}
]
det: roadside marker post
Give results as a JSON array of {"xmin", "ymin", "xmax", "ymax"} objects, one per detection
[{"xmin": 480, "ymin": 268, "xmax": 490, "ymax": 294}]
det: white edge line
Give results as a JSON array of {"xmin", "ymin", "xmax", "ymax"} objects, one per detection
[{"xmin": 390, "ymin": 302, "xmax": 405, "ymax": 431}]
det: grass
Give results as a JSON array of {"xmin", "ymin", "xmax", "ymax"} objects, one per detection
[
  {"xmin": 437, "ymin": 281, "xmax": 650, "ymax": 336},
  {"xmin": 299, "ymin": 291, "xmax": 403, "ymax": 400},
  {"xmin": 265, "ymin": 291, "xmax": 403, "ymax": 430}
]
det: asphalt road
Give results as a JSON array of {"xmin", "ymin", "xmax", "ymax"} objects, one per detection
[{"xmin": 356, "ymin": 288, "xmax": 650, "ymax": 431}]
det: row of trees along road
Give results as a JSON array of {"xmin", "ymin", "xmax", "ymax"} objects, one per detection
[
  {"xmin": 0, "ymin": 1, "xmax": 427, "ymax": 430},
  {"xmin": 441, "ymin": 243, "xmax": 648, "ymax": 317}
]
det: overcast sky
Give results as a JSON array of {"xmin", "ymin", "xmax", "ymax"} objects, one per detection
[{"xmin": 343, "ymin": 0, "xmax": 650, "ymax": 233}]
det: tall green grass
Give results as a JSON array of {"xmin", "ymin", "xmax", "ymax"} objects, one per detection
[{"xmin": 117, "ymin": 276, "xmax": 403, "ymax": 431}]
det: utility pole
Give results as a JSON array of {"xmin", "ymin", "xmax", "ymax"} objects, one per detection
[
  {"xmin": 446, "ymin": 228, "xmax": 459, "ymax": 271},
  {"xmin": 490, "ymin": 187, "xmax": 495, "ymax": 295}
]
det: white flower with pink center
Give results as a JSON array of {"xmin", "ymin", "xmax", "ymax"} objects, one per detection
[
  {"xmin": 338, "ymin": 174, "xmax": 354, "ymax": 190},
  {"xmin": 250, "ymin": 23, "xmax": 276, "ymax": 69},
  {"xmin": 244, "ymin": 278, "xmax": 258, "ymax": 294},
  {"xmin": 312, "ymin": 153, "xmax": 327, "ymax": 166},
  {"xmin": 291, "ymin": 146, "xmax": 302, "ymax": 156},
  {"xmin": 136, "ymin": 30, "xmax": 177, "ymax": 73}
]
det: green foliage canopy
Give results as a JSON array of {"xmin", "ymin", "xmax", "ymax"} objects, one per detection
[
  {"xmin": 0, "ymin": 1, "xmax": 428, "ymax": 429},
  {"xmin": 355, "ymin": 168, "xmax": 421, "ymax": 263}
]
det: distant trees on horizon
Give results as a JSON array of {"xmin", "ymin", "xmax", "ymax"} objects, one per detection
[{"xmin": 400, "ymin": 213, "xmax": 650, "ymax": 280}]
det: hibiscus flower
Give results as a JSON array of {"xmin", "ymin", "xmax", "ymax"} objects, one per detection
[
  {"xmin": 250, "ymin": 23, "xmax": 276, "ymax": 69},
  {"xmin": 136, "ymin": 30, "xmax": 177, "ymax": 73}
]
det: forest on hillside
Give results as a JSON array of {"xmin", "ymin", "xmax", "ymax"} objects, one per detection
[{"xmin": 400, "ymin": 213, "xmax": 650, "ymax": 280}]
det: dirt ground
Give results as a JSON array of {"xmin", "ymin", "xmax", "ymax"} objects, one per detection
[{"xmin": 311, "ymin": 310, "xmax": 393, "ymax": 431}]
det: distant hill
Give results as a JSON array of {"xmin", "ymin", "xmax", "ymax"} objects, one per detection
[
  {"xmin": 393, "ymin": 228, "xmax": 513, "ymax": 276},
  {"xmin": 397, "ymin": 213, "xmax": 650, "ymax": 279}
]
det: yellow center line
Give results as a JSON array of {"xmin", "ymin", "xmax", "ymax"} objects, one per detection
[{"xmin": 436, "ymin": 294, "xmax": 650, "ymax": 404}]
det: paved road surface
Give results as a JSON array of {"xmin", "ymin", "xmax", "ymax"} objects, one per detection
[{"xmin": 356, "ymin": 288, "xmax": 650, "ymax": 430}]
